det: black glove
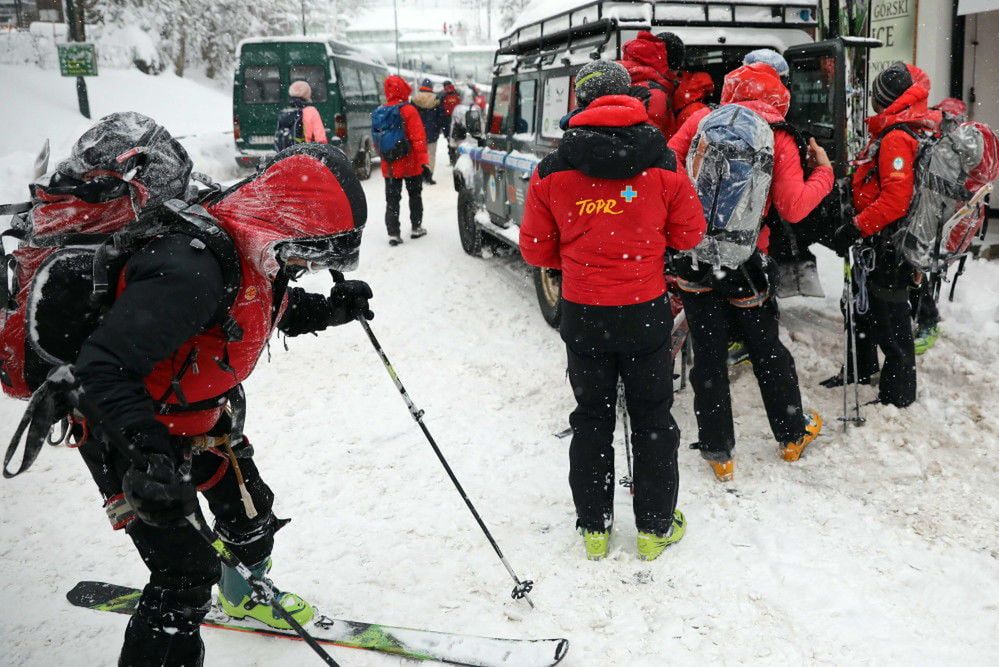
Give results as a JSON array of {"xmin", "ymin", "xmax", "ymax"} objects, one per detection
[
  {"xmin": 627, "ymin": 85, "xmax": 652, "ymax": 106},
  {"xmin": 832, "ymin": 222, "xmax": 863, "ymax": 255},
  {"xmin": 421, "ymin": 165, "xmax": 433, "ymax": 179},
  {"xmin": 121, "ymin": 426, "xmax": 197, "ymax": 527},
  {"xmin": 328, "ymin": 279, "xmax": 374, "ymax": 325}
]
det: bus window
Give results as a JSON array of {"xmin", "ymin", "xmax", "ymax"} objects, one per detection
[
  {"xmin": 489, "ymin": 79, "xmax": 514, "ymax": 135},
  {"xmin": 513, "ymin": 79, "xmax": 537, "ymax": 135},
  {"xmin": 290, "ymin": 65, "xmax": 328, "ymax": 102},
  {"xmin": 340, "ymin": 65, "xmax": 363, "ymax": 101},
  {"xmin": 359, "ymin": 69, "xmax": 377, "ymax": 104},
  {"xmin": 370, "ymin": 71, "xmax": 385, "ymax": 103},
  {"xmin": 244, "ymin": 66, "xmax": 281, "ymax": 104}
]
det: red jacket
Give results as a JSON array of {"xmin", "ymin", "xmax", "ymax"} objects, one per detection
[
  {"xmin": 379, "ymin": 75, "xmax": 429, "ymax": 179},
  {"xmin": 618, "ymin": 32, "xmax": 675, "ymax": 138},
  {"xmin": 851, "ymin": 73, "xmax": 941, "ymax": 237},
  {"xmin": 520, "ymin": 95, "xmax": 705, "ymax": 306},
  {"xmin": 673, "ymin": 71, "xmax": 714, "ymax": 131},
  {"xmin": 669, "ymin": 63, "xmax": 834, "ymax": 253}
]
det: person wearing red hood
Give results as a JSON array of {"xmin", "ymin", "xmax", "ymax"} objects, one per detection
[
  {"xmin": 668, "ymin": 61, "xmax": 834, "ymax": 482},
  {"xmin": 618, "ymin": 31, "xmax": 675, "ymax": 138},
  {"xmin": 375, "ymin": 75, "xmax": 430, "ymax": 245},
  {"xmin": 520, "ymin": 60, "xmax": 705, "ymax": 562},
  {"xmin": 672, "ymin": 71, "xmax": 714, "ymax": 131},
  {"xmin": 826, "ymin": 63, "xmax": 942, "ymax": 408}
]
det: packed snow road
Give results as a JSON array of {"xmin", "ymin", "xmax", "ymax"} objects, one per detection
[{"xmin": 2, "ymin": 69, "xmax": 999, "ymax": 665}]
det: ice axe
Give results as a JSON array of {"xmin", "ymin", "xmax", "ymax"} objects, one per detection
[{"xmin": 330, "ymin": 270, "xmax": 536, "ymax": 608}]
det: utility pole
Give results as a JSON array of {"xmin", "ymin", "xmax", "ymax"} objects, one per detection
[
  {"xmin": 64, "ymin": 0, "xmax": 90, "ymax": 119},
  {"xmin": 486, "ymin": 0, "xmax": 491, "ymax": 40},
  {"xmin": 301, "ymin": 0, "xmax": 307, "ymax": 35},
  {"xmin": 828, "ymin": 0, "xmax": 841, "ymax": 39},
  {"xmin": 393, "ymin": 0, "xmax": 401, "ymax": 71}
]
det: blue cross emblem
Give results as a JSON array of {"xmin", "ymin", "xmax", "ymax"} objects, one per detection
[{"xmin": 620, "ymin": 186, "xmax": 638, "ymax": 203}]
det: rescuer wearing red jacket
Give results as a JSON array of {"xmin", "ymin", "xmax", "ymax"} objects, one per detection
[
  {"xmin": 668, "ymin": 60, "xmax": 834, "ymax": 482},
  {"xmin": 519, "ymin": 60, "xmax": 705, "ymax": 562},
  {"xmin": 378, "ymin": 75, "xmax": 431, "ymax": 245},
  {"xmin": 618, "ymin": 31, "xmax": 675, "ymax": 139},
  {"xmin": 826, "ymin": 63, "xmax": 942, "ymax": 407}
]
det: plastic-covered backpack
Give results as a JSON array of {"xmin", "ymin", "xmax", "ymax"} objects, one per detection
[
  {"xmin": 371, "ymin": 103, "xmax": 410, "ymax": 162},
  {"xmin": 686, "ymin": 105, "xmax": 775, "ymax": 269},
  {"xmin": 893, "ymin": 121, "xmax": 999, "ymax": 272}
]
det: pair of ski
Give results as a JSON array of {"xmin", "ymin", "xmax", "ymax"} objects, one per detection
[{"xmin": 68, "ymin": 581, "xmax": 567, "ymax": 667}]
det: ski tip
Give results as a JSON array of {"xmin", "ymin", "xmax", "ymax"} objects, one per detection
[{"xmin": 553, "ymin": 638, "xmax": 570, "ymax": 664}]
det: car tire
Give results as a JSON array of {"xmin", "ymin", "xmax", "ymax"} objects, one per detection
[
  {"xmin": 355, "ymin": 145, "xmax": 373, "ymax": 180},
  {"xmin": 457, "ymin": 188, "xmax": 484, "ymax": 257},
  {"xmin": 533, "ymin": 267, "xmax": 562, "ymax": 329}
]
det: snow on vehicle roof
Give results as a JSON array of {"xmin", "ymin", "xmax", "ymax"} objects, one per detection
[
  {"xmin": 236, "ymin": 35, "xmax": 387, "ymax": 67},
  {"xmin": 506, "ymin": 0, "xmax": 818, "ymax": 38}
]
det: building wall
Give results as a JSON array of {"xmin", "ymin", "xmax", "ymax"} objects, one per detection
[
  {"xmin": 961, "ymin": 10, "xmax": 999, "ymax": 129},
  {"xmin": 914, "ymin": 1, "xmax": 953, "ymax": 104}
]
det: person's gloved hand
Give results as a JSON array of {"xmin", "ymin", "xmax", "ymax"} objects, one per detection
[
  {"xmin": 328, "ymin": 279, "xmax": 374, "ymax": 325},
  {"xmin": 833, "ymin": 220, "xmax": 863, "ymax": 254},
  {"xmin": 421, "ymin": 165, "xmax": 433, "ymax": 179},
  {"xmin": 627, "ymin": 85, "xmax": 652, "ymax": 106},
  {"xmin": 121, "ymin": 426, "xmax": 197, "ymax": 527}
]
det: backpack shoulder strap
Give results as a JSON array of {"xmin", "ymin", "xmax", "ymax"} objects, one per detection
[
  {"xmin": 878, "ymin": 122, "xmax": 921, "ymax": 142},
  {"xmin": 769, "ymin": 121, "xmax": 808, "ymax": 169}
]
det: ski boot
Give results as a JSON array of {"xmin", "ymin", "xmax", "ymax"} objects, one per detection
[
  {"xmin": 217, "ymin": 558, "xmax": 315, "ymax": 630},
  {"xmin": 914, "ymin": 324, "xmax": 940, "ymax": 355},
  {"xmin": 637, "ymin": 510, "xmax": 686, "ymax": 561},
  {"xmin": 411, "ymin": 225, "xmax": 427, "ymax": 239},
  {"xmin": 580, "ymin": 528, "xmax": 611, "ymax": 561},
  {"xmin": 388, "ymin": 234, "xmax": 404, "ymax": 246},
  {"xmin": 727, "ymin": 341, "xmax": 750, "ymax": 366},
  {"xmin": 780, "ymin": 411, "xmax": 822, "ymax": 462},
  {"xmin": 691, "ymin": 443, "xmax": 734, "ymax": 482}
]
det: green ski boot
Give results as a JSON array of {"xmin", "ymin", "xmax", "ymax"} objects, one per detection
[
  {"xmin": 217, "ymin": 558, "xmax": 315, "ymax": 630},
  {"xmin": 637, "ymin": 510, "xmax": 686, "ymax": 561},
  {"xmin": 581, "ymin": 529, "xmax": 611, "ymax": 561},
  {"xmin": 727, "ymin": 342, "xmax": 750, "ymax": 366},
  {"xmin": 914, "ymin": 324, "xmax": 940, "ymax": 355}
]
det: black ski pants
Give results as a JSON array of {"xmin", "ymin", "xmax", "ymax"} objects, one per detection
[
  {"xmin": 384, "ymin": 175, "xmax": 423, "ymax": 236},
  {"xmin": 79, "ymin": 435, "xmax": 278, "ymax": 667},
  {"xmin": 560, "ymin": 295, "xmax": 680, "ymax": 536},
  {"xmin": 681, "ymin": 290, "xmax": 807, "ymax": 458},
  {"xmin": 849, "ymin": 284, "xmax": 918, "ymax": 407},
  {"xmin": 910, "ymin": 280, "xmax": 940, "ymax": 329}
]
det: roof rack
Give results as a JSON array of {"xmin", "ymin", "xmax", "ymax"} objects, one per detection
[{"xmin": 498, "ymin": 0, "xmax": 817, "ymax": 57}]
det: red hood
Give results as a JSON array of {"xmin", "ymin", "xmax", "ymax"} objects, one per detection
[
  {"xmin": 674, "ymin": 71, "xmax": 714, "ymax": 111},
  {"xmin": 208, "ymin": 149, "xmax": 364, "ymax": 279},
  {"xmin": 907, "ymin": 64, "xmax": 931, "ymax": 93},
  {"xmin": 619, "ymin": 60, "xmax": 670, "ymax": 89},
  {"xmin": 568, "ymin": 95, "xmax": 649, "ymax": 128},
  {"xmin": 867, "ymin": 81, "xmax": 942, "ymax": 136},
  {"xmin": 384, "ymin": 75, "xmax": 412, "ymax": 104},
  {"xmin": 622, "ymin": 31, "xmax": 668, "ymax": 73},
  {"xmin": 721, "ymin": 63, "xmax": 790, "ymax": 119}
]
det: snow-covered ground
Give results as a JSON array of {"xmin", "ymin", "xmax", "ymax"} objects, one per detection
[{"xmin": 1, "ymin": 64, "xmax": 999, "ymax": 666}]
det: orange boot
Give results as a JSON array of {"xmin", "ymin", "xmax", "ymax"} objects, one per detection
[
  {"xmin": 780, "ymin": 411, "xmax": 822, "ymax": 462},
  {"xmin": 707, "ymin": 458, "xmax": 734, "ymax": 482}
]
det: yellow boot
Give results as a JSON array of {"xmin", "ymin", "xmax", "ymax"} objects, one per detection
[{"xmin": 781, "ymin": 411, "xmax": 823, "ymax": 462}]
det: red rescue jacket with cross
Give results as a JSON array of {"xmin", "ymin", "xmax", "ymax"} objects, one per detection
[
  {"xmin": 851, "ymin": 72, "xmax": 942, "ymax": 238},
  {"xmin": 520, "ymin": 95, "xmax": 705, "ymax": 306}
]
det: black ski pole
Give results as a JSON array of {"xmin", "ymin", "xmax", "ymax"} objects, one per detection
[
  {"xmin": 59, "ymin": 373, "xmax": 341, "ymax": 667},
  {"xmin": 352, "ymin": 315, "xmax": 536, "ymax": 608}
]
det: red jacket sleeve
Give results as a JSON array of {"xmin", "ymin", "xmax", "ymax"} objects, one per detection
[
  {"xmin": 854, "ymin": 130, "xmax": 918, "ymax": 237},
  {"xmin": 666, "ymin": 106, "xmax": 709, "ymax": 174},
  {"xmin": 401, "ymin": 103, "xmax": 429, "ymax": 167},
  {"xmin": 302, "ymin": 106, "xmax": 328, "ymax": 143},
  {"xmin": 770, "ymin": 132, "xmax": 834, "ymax": 223},
  {"xmin": 519, "ymin": 169, "xmax": 561, "ymax": 269},
  {"xmin": 663, "ymin": 169, "xmax": 707, "ymax": 251},
  {"xmin": 646, "ymin": 87, "xmax": 672, "ymax": 139}
]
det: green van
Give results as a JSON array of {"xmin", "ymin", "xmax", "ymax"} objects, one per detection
[{"xmin": 233, "ymin": 37, "xmax": 389, "ymax": 179}]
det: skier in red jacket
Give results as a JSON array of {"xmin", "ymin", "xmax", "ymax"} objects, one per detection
[
  {"xmin": 668, "ymin": 60, "xmax": 834, "ymax": 482},
  {"xmin": 825, "ymin": 63, "xmax": 941, "ymax": 407},
  {"xmin": 672, "ymin": 71, "xmax": 714, "ymax": 131},
  {"xmin": 618, "ymin": 31, "xmax": 675, "ymax": 138},
  {"xmin": 520, "ymin": 60, "xmax": 705, "ymax": 562},
  {"xmin": 378, "ymin": 75, "xmax": 431, "ymax": 245}
]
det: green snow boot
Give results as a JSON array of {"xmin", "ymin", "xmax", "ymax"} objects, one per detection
[
  {"xmin": 727, "ymin": 341, "xmax": 750, "ymax": 366},
  {"xmin": 217, "ymin": 558, "xmax": 315, "ymax": 630},
  {"xmin": 637, "ymin": 510, "xmax": 686, "ymax": 561},
  {"xmin": 581, "ymin": 529, "xmax": 611, "ymax": 561},
  {"xmin": 914, "ymin": 324, "xmax": 940, "ymax": 355}
]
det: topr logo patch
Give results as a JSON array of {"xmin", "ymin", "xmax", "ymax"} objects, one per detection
[{"xmin": 892, "ymin": 156, "xmax": 905, "ymax": 171}]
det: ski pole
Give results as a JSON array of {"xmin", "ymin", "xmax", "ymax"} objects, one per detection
[
  {"xmin": 353, "ymin": 315, "xmax": 536, "ymax": 608},
  {"xmin": 617, "ymin": 380, "xmax": 634, "ymax": 492},
  {"xmin": 59, "ymin": 372, "xmax": 341, "ymax": 667}
]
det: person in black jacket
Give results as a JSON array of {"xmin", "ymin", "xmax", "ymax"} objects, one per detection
[{"xmin": 412, "ymin": 79, "xmax": 446, "ymax": 184}]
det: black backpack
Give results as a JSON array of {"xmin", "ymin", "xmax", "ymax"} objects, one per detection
[{"xmin": 274, "ymin": 104, "xmax": 305, "ymax": 152}]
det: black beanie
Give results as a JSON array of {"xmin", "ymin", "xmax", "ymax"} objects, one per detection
[
  {"xmin": 574, "ymin": 60, "xmax": 631, "ymax": 106},
  {"xmin": 872, "ymin": 62, "xmax": 913, "ymax": 111},
  {"xmin": 656, "ymin": 32, "xmax": 685, "ymax": 71}
]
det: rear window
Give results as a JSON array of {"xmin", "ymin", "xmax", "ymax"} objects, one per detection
[
  {"xmin": 513, "ymin": 79, "xmax": 538, "ymax": 135},
  {"xmin": 290, "ymin": 65, "xmax": 328, "ymax": 103},
  {"xmin": 243, "ymin": 66, "xmax": 281, "ymax": 104},
  {"xmin": 489, "ymin": 80, "xmax": 514, "ymax": 134},
  {"xmin": 340, "ymin": 66, "xmax": 363, "ymax": 100}
]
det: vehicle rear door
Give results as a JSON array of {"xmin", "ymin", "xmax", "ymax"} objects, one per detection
[
  {"xmin": 506, "ymin": 74, "xmax": 541, "ymax": 225},
  {"xmin": 483, "ymin": 76, "xmax": 515, "ymax": 221},
  {"xmin": 234, "ymin": 43, "xmax": 284, "ymax": 152}
]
